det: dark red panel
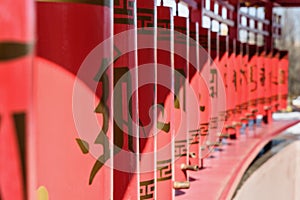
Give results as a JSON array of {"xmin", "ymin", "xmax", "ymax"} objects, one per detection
[
  {"xmin": 156, "ymin": 5, "xmax": 174, "ymax": 199},
  {"xmin": 137, "ymin": 0, "xmax": 157, "ymax": 199},
  {"xmin": 113, "ymin": 0, "xmax": 138, "ymax": 199}
]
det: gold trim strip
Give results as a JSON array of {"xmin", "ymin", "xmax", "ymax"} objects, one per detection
[{"xmin": 0, "ymin": 42, "xmax": 33, "ymax": 62}]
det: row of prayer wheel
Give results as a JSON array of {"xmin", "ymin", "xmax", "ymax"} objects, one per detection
[{"xmin": 0, "ymin": 0, "xmax": 288, "ymax": 199}]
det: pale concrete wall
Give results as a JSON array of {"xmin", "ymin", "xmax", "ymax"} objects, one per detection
[
  {"xmin": 234, "ymin": 141, "xmax": 300, "ymax": 200},
  {"xmin": 295, "ymin": 141, "xmax": 300, "ymax": 200}
]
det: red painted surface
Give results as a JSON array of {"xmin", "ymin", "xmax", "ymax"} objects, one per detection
[
  {"xmin": 278, "ymin": 51, "xmax": 289, "ymax": 111},
  {"xmin": 265, "ymin": 51, "xmax": 273, "ymax": 122},
  {"xmin": 234, "ymin": 41, "xmax": 242, "ymax": 129},
  {"xmin": 175, "ymin": 120, "xmax": 300, "ymax": 200},
  {"xmin": 0, "ymin": 58, "xmax": 33, "ymax": 200},
  {"xmin": 188, "ymin": 21, "xmax": 201, "ymax": 167},
  {"xmin": 0, "ymin": 0, "xmax": 34, "ymax": 199},
  {"xmin": 198, "ymin": 27, "xmax": 212, "ymax": 163},
  {"xmin": 156, "ymin": 5, "xmax": 174, "ymax": 199},
  {"xmin": 271, "ymin": 49, "xmax": 280, "ymax": 112},
  {"xmin": 247, "ymin": 45, "xmax": 258, "ymax": 116},
  {"xmin": 218, "ymin": 36, "xmax": 229, "ymax": 133},
  {"xmin": 34, "ymin": 57, "xmax": 107, "ymax": 199},
  {"xmin": 36, "ymin": 1, "xmax": 113, "ymax": 199},
  {"xmin": 209, "ymin": 31, "xmax": 221, "ymax": 144},
  {"xmin": 0, "ymin": 1, "xmax": 292, "ymax": 199},
  {"xmin": 240, "ymin": 43, "xmax": 249, "ymax": 122},
  {"xmin": 228, "ymin": 38, "xmax": 237, "ymax": 135},
  {"xmin": 113, "ymin": 0, "xmax": 138, "ymax": 199},
  {"xmin": 137, "ymin": 1, "xmax": 157, "ymax": 199},
  {"xmin": 173, "ymin": 15, "xmax": 189, "ymax": 184},
  {"xmin": 257, "ymin": 46, "xmax": 266, "ymax": 115}
]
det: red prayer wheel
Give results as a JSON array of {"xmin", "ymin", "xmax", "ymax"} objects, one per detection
[
  {"xmin": 173, "ymin": 15, "xmax": 190, "ymax": 187},
  {"xmin": 113, "ymin": 0, "xmax": 139, "ymax": 199},
  {"xmin": 257, "ymin": 46, "xmax": 266, "ymax": 117},
  {"xmin": 0, "ymin": 0, "xmax": 34, "ymax": 199},
  {"xmin": 188, "ymin": 21, "xmax": 201, "ymax": 168},
  {"xmin": 271, "ymin": 49, "xmax": 280, "ymax": 112},
  {"xmin": 198, "ymin": 27, "xmax": 212, "ymax": 164},
  {"xmin": 36, "ymin": 0, "xmax": 113, "ymax": 198},
  {"xmin": 240, "ymin": 43, "xmax": 249, "ymax": 124},
  {"xmin": 209, "ymin": 31, "xmax": 221, "ymax": 145},
  {"xmin": 227, "ymin": 38, "xmax": 238, "ymax": 138},
  {"xmin": 137, "ymin": 0, "xmax": 157, "ymax": 199},
  {"xmin": 247, "ymin": 44, "xmax": 258, "ymax": 122},
  {"xmin": 264, "ymin": 49, "xmax": 273, "ymax": 123},
  {"xmin": 218, "ymin": 35, "xmax": 230, "ymax": 137},
  {"xmin": 233, "ymin": 41, "xmax": 243, "ymax": 133},
  {"xmin": 278, "ymin": 50, "xmax": 289, "ymax": 111},
  {"xmin": 156, "ymin": 4, "xmax": 174, "ymax": 198}
]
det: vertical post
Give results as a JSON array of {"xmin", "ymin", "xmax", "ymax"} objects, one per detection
[
  {"xmin": 265, "ymin": 1, "xmax": 274, "ymax": 52},
  {"xmin": 228, "ymin": 0, "xmax": 240, "ymax": 41},
  {"xmin": 263, "ymin": 1, "xmax": 274, "ymax": 124},
  {"xmin": 191, "ymin": 0, "xmax": 204, "ymax": 24}
]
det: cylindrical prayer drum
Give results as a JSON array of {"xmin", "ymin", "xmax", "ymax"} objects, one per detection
[
  {"xmin": 209, "ymin": 31, "xmax": 221, "ymax": 145},
  {"xmin": 0, "ymin": 0, "xmax": 34, "ymax": 199},
  {"xmin": 36, "ymin": 0, "xmax": 113, "ymax": 199},
  {"xmin": 278, "ymin": 51, "xmax": 289, "ymax": 111},
  {"xmin": 173, "ymin": 15, "xmax": 190, "ymax": 186},
  {"xmin": 257, "ymin": 46, "xmax": 266, "ymax": 116},
  {"xmin": 156, "ymin": 4, "xmax": 174, "ymax": 198},
  {"xmin": 218, "ymin": 35, "xmax": 229, "ymax": 136},
  {"xmin": 264, "ymin": 49, "xmax": 273, "ymax": 123},
  {"xmin": 113, "ymin": 0, "xmax": 139, "ymax": 199},
  {"xmin": 271, "ymin": 49, "xmax": 280, "ymax": 112},
  {"xmin": 247, "ymin": 44, "xmax": 258, "ymax": 122},
  {"xmin": 227, "ymin": 38, "xmax": 238, "ymax": 138},
  {"xmin": 240, "ymin": 43, "xmax": 249, "ymax": 124},
  {"xmin": 233, "ymin": 41, "xmax": 243, "ymax": 133},
  {"xmin": 137, "ymin": 0, "xmax": 157, "ymax": 199},
  {"xmin": 198, "ymin": 27, "xmax": 212, "ymax": 164},
  {"xmin": 188, "ymin": 21, "xmax": 201, "ymax": 167}
]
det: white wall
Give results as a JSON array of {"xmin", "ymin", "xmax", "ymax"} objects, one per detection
[{"xmin": 234, "ymin": 141, "xmax": 300, "ymax": 200}]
